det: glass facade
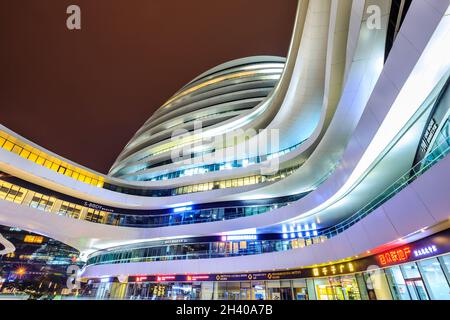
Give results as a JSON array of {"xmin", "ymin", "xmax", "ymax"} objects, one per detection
[
  {"xmin": 138, "ymin": 140, "xmax": 305, "ymax": 182},
  {"xmin": 0, "ymin": 178, "xmax": 304, "ymax": 228},
  {"xmin": 86, "ymin": 236, "xmax": 327, "ymax": 265},
  {"xmin": 83, "ymin": 254, "xmax": 450, "ymax": 300},
  {"xmin": 0, "ymin": 131, "xmax": 104, "ymax": 188},
  {"xmin": 0, "ymin": 130, "xmax": 305, "ymax": 198}
]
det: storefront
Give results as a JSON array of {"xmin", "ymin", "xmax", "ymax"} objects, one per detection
[
  {"xmin": 314, "ymin": 275, "xmax": 361, "ymax": 300},
  {"xmin": 83, "ymin": 230, "xmax": 450, "ymax": 300}
]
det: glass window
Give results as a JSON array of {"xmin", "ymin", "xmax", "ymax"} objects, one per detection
[
  {"xmin": 28, "ymin": 153, "xmax": 37, "ymax": 162},
  {"xmin": 3, "ymin": 141, "xmax": 14, "ymax": 151},
  {"xmin": 314, "ymin": 278, "xmax": 334, "ymax": 300},
  {"xmin": 364, "ymin": 269, "xmax": 392, "ymax": 300},
  {"xmin": 385, "ymin": 266, "xmax": 410, "ymax": 300},
  {"xmin": 11, "ymin": 145, "xmax": 22, "ymax": 154},
  {"xmin": 43, "ymin": 160, "xmax": 52, "ymax": 168},
  {"xmin": 292, "ymin": 279, "xmax": 308, "ymax": 300},
  {"xmin": 439, "ymin": 254, "xmax": 450, "ymax": 274},
  {"xmin": 20, "ymin": 149, "xmax": 30, "ymax": 158},
  {"xmin": 401, "ymin": 262, "xmax": 421, "ymax": 279},
  {"xmin": 418, "ymin": 258, "xmax": 450, "ymax": 300},
  {"xmin": 438, "ymin": 254, "xmax": 450, "ymax": 283},
  {"xmin": 266, "ymin": 281, "xmax": 282, "ymax": 300},
  {"xmin": 252, "ymin": 281, "xmax": 266, "ymax": 300},
  {"xmin": 340, "ymin": 275, "xmax": 361, "ymax": 300},
  {"xmin": 401, "ymin": 263, "xmax": 429, "ymax": 300},
  {"xmin": 36, "ymin": 156, "xmax": 45, "ymax": 165}
]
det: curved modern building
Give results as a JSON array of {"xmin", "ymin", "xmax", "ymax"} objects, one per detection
[{"xmin": 1, "ymin": 0, "xmax": 450, "ymax": 300}]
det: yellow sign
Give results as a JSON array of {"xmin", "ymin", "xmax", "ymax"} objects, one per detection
[{"xmin": 312, "ymin": 262, "xmax": 355, "ymax": 277}]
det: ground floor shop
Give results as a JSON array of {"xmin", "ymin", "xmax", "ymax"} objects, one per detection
[{"xmin": 85, "ymin": 253, "xmax": 450, "ymax": 300}]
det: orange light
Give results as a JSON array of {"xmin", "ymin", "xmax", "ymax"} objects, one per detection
[
  {"xmin": 24, "ymin": 235, "xmax": 44, "ymax": 244},
  {"xmin": 377, "ymin": 246, "xmax": 411, "ymax": 266},
  {"xmin": 16, "ymin": 267, "xmax": 26, "ymax": 276}
]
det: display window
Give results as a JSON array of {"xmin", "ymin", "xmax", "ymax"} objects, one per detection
[
  {"xmin": 266, "ymin": 281, "xmax": 281, "ymax": 300},
  {"xmin": 364, "ymin": 269, "xmax": 392, "ymax": 300},
  {"xmin": 252, "ymin": 281, "xmax": 266, "ymax": 300},
  {"xmin": 280, "ymin": 281, "xmax": 293, "ymax": 301},
  {"xmin": 400, "ymin": 263, "xmax": 429, "ymax": 300},
  {"xmin": 340, "ymin": 275, "xmax": 361, "ymax": 300},
  {"xmin": 314, "ymin": 278, "xmax": 334, "ymax": 300},
  {"xmin": 417, "ymin": 258, "xmax": 450, "ymax": 300},
  {"xmin": 85, "ymin": 254, "xmax": 450, "ymax": 301},
  {"xmin": 292, "ymin": 279, "xmax": 308, "ymax": 300},
  {"xmin": 240, "ymin": 282, "xmax": 252, "ymax": 300},
  {"xmin": 385, "ymin": 266, "xmax": 411, "ymax": 300}
]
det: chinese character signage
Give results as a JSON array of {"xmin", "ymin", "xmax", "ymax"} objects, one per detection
[
  {"xmin": 413, "ymin": 245, "xmax": 438, "ymax": 258},
  {"xmin": 113, "ymin": 230, "xmax": 449, "ymax": 284},
  {"xmin": 376, "ymin": 246, "xmax": 411, "ymax": 266}
]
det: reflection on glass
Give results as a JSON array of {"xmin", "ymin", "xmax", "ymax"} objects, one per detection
[
  {"xmin": 418, "ymin": 258, "xmax": 450, "ymax": 300},
  {"xmin": 385, "ymin": 266, "xmax": 411, "ymax": 300}
]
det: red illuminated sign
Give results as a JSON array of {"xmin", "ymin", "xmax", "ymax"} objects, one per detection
[
  {"xmin": 376, "ymin": 246, "xmax": 411, "ymax": 266},
  {"xmin": 156, "ymin": 275, "xmax": 175, "ymax": 282},
  {"xmin": 135, "ymin": 276, "xmax": 147, "ymax": 282},
  {"xmin": 186, "ymin": 275, "xmax": 210, "ymax": 281}
]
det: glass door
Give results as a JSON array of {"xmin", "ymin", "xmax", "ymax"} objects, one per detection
[
  {"xmin": 413, "ymin": 280, "xmax": 429, "ymax": 300},
  {"xmin": 405, "ymin": 279, "xmax": 429, "ymax": 300},
  {"xmin": 240, "ymin": 287, "xmax": 251, "ymax": 300},
  {"xmin": 280, "ymin": 287, "xmax": 293, "ymax": 300}
]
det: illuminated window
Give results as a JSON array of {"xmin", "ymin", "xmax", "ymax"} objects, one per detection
[
  {"xmin": 3, "ymin": 141, "xmax": 14, "ymax": 151},
  {"xmin": 36, "ymin": 156, "xmax": 45, "ymax": 165},
  {"xmin": 24, "ymin": 235, "xmax": 44, "ymax": 244},
  {"xmin": 19, "ymin": 149, "xmax": 30, "ymax": 158},
  {"xmin": 43, "ymin": 160, "xmax": 52, "ymax": 168},
  {"xmin": 0, "ymin": 184, "xmax": 9, "ymax": 199},
  {"xmin": 12, "ymin": 145, "xmax": 22, "ymax": 154},
  {"xmin": 28, "ymin": 153, "xmax": 37, "ymax": 162}
]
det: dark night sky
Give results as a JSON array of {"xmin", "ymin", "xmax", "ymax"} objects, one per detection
[{"xmin": 0, "ymin": 0, "xmax": 297, "ymax": 173}]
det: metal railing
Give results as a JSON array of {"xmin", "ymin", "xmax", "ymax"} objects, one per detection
[
  {"xmin": 321, "ymin": 135, "xmax": 450, "ymax": 237},
  {"xmin": 85, "ymin": 136, "xmax": 450, "ymax": 266}
]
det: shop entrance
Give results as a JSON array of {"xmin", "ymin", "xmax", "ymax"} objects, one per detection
[
  {"xmin": 405, "ymin": 279, "xmax": 429, "ymax": 300},
  {"xmin": 314, "ymin": 276, "xmax": 361, "ymax": 300}
]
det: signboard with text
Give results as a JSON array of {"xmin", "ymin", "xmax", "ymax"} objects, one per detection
[{"xmin": 96, "ymin": 229, "xmax": 450, "ymax": 284}]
